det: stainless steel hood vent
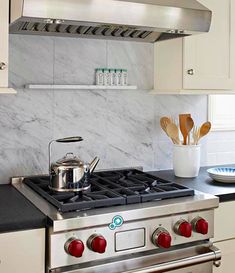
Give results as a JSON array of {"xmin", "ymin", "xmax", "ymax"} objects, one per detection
[{"xmin": 9, "ymin": 0, "xmax": 212, "ymax": 43}]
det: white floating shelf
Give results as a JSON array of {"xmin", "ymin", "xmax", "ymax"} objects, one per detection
[
  {"xmin": 26, "ymin": 84, "xmax": 137, "ymax": 90},
  {"xmin": 0, "ymin": 87, "xmax": 17, "ymax": 94}
]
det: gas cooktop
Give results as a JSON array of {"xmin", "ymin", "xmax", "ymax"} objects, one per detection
[{"xmin": 24, "ymin": 169, "xmax": 194, "ymax": 212}]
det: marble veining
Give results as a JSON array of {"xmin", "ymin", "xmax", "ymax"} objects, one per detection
[
  {"xmin": 54, "ymin": 38, "xmax": 107, "ymax": 85},
  {"xmin": 9, "ymin": 35, "xmax": 54, "ymax": 88},
  {"xmin": 107, "ymin": 41, "xmax": 153, "ymax": 89},
  {"xmin": 0, "ymin": 34, "xmax": 209, "ymax": 183}
]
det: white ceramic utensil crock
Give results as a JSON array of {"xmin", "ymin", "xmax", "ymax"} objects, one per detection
[{"xmin": 173, "ymin": 144, "xmax": 200, "ymax": 178}]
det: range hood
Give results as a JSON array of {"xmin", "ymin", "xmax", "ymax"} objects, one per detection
[{"xmin": 9, "ymin": 0, "xmax": 212, "ymax": 43}]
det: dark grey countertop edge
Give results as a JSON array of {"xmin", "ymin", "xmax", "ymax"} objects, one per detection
[
  {"xmin": 148, "ymin": 165, "xmax": 235, "ymax": 203},
  {"xmin": 0, "ymin": 185, "xmax": 47, "ymax": 233}
]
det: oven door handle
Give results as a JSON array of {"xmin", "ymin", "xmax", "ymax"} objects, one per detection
[{"xmin": 121, "ymin": 246, "xmax": 221, "ymax": 273}]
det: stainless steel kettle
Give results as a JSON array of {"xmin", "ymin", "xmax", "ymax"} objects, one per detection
[{"xmin": 48, "ymin": 136, "xmax": 99, "ymax": 192}]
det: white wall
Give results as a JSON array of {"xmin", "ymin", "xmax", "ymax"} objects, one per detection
[
  {"xmin": 206, "ymin": 131, "xmax": 235, "ymax": 165},
  {"xmin": 0, "ymin": 35, "xmax": 212, "ymax": 183}
]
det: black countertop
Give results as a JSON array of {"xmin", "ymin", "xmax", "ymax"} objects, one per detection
[
  {"xmin": 0, "ymin": 185, "xmax": 46, "ymax": 233},
  {"xmin": 150, "ymin": 165, "xmax": 235, "ymax": 202}
]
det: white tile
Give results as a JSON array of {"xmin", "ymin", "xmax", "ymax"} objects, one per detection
[
  {"xmin": 1, "ymin": 34, "xmax": 231, "ymax": 184},
  {"xmin": 206, "ymin": 153, "xmax": 217, "ymax": 166},
  {"xmin": 9, "ymin": 35, "xmax": 54, "ymax": 88},
  {"xmin": 215, "ymin": 152, "xmax": 235, "ymax": 165},
  {"xmin": 107, "ymin": 41, "xmax": 153, "ymax": 89},
  {"xmin": 52, "ymin": 90, "xmax": 108, "ymax": 169},
  {"xmin": 54, "ymin": 37, "xmax": 107, "ymax": 85},
  {"xmin": 207, "ymin": 140, "xmax": 235, "ymax": 153},
  {"xmin": 154, "ymin": 140, "xmax": 173, "ymax": 170},
  {"xmin": 0, "ymin": 148, "xmax": 50, "ymax": 182},
  {"xmin": 207, "ymin": 131, "xmax": 235, "ymax": 141},
  {"xmin": 105, "ymin": 89, "xmax": 155, "ymax": 171},
  {"xmin": 0, "ymin": 89, "xmax": 53, "ymax": 152}
]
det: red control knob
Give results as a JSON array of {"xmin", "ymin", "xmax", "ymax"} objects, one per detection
[
  {"xmin": 152, "ymin": 228, "xmax": 172, "ymax": 249},
  {"xmin": 194, "ymin": 217, "xmax": 209, "ymax": 235},
  {"xmin": 175, "ymin": 220, "xmax": 192, "ymax": 238},
  {"xmin": 65, "ymin": 238, "xmax": 84, "ymax": 258},
  {"xmin": 88, "ymin": 235, "xmax": 107, "ymax": 254}
]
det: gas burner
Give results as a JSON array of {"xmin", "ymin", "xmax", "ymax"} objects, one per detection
[{"xmin": 23, "ymin": 169, "xmax": 194, "ymax": 212}]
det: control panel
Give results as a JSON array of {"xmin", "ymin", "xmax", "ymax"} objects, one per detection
[{"xmin": 49, "ymin": 210, "xmax": 213, "ymax": 269}]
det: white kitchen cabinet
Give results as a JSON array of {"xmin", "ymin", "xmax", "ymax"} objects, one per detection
[
  {"xmin": 213, "ymin": 201, "xmax": 235, "ymax": 242},
  {"xmin": 0, "ymin": 228, "xmax": 45, "ymax": 273},
  {"xmin": 213, "ymin": 239, "xmax": 235, "ymax": 273},
  {"xmin": 212, "ymin": 201, "xmax": 235, "ymax": 273},
  {"xmin": 153, "ymin": 0, "xmax": 235, "ymax": 94},
  {"xmin": 0, "ymin": 0, "xmax": 16, "ymax": 93}
]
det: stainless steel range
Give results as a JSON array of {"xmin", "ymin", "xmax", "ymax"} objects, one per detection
[{"xmin": 12, "ymin": 168, "xmax": 221, "ymax": 273}]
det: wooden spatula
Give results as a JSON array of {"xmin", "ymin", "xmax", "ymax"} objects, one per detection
[{"xmin": 179, "ymin": 114, "xmax": 191, "ymax": 145}]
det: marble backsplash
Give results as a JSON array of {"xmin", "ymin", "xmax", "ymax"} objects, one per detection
[{"xmin": 0, "ymin": 35, "xmax": 208, "ymax": 183}]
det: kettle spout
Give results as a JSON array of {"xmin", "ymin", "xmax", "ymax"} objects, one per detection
[{"xmin": 89, "ymin": 157, "xmax": 100, "ymax": 173}]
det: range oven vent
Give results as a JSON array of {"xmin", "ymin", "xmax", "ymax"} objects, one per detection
[
  {"xmin": 14, "ymin": 21, "xmax": 158, "ymax": 42},
  {"xmin": 9, "ymin": 0, "xmax": 212, "ymax": 43}
]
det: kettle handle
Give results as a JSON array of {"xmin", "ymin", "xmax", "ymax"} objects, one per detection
[
  {"xmin": 48, "ymin": 136, "xmax": 83, "ymax": 173},
  {"xmin": 56, "ymin": 136, "xmax": 83, "ymax": 143}
]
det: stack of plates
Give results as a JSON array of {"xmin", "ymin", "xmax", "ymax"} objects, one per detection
[{"xmin": 207, "ymin": 167, "xmax": 235, "ymax": 183}]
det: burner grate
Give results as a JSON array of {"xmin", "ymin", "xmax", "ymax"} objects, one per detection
[{"xmin": 24, "ymin": 169, "xmax": 194, "ymax": 212}]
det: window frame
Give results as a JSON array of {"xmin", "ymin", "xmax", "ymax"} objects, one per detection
[{"xmin": 208, "ymin": 95, "xmax": 235, "ymax": 131}]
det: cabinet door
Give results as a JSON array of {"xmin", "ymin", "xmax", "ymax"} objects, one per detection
[
  {"xmin": 213, "ymin": 239, "xmax": 235, "ymax": 273},
  {"xmin": 0, "ymin": 0, "xmax": 9, "ymax": 87},
  {"xmin": 183, "ymin": 0, "xmax": 235, "ymax": 90},
  {"xmin": 213, "ymin": 201, "xmax": 235, "ymax": 242},
  {"xmin": 0, "ymin": 229, "xmax": 45, "ymax": 273}
]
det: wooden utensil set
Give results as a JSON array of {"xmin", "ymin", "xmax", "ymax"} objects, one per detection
[{"xmin": 160, "ymin": 114, "xmax": 211, "ymax": 145}]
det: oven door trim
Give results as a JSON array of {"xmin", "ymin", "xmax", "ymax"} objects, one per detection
[
  {"xmin": 118, "ymin": 245, "xmax": 221, "ymax": 273},
  {"xmin": 49, "ymin": 245, "xmax": 221, "ymax": 273}
]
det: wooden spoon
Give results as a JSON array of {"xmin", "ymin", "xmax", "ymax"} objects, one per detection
[
  {"xmin": 198, "ymin": 122, "xmax": 211, "ymax": 143},
  {"xmin": 179, "ymin": 114, "xmax": 191, "ymax": 145},
  {"xmin": 166, "ymin": 123, "xmax": 180, "ymax": 144},
  {"xmin": 160, "ymin": 117, "xmax": 171, "ymax": 136},
  {"xmin": 185, "ymin": 116, "xmax": 194, "ymax": 145}
]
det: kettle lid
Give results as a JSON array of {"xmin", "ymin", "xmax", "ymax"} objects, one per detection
[{"xmin": 56, "ymin": 152, "xmax": 84, "ymax": 166}]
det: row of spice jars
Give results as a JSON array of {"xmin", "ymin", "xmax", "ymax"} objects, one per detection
[{"xmin": 95, "ymin": 68, "xmax": 128, "ymax": 86}]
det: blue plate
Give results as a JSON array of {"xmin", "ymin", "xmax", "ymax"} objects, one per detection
[{"xmin": 207, "ymin": 167, "xmax": 235, "ymax": 183}]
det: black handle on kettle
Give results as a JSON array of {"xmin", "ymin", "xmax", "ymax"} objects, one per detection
[
  {"xmin": 56, "ymin": 136, "xmax": 83, "ymax": 143},
  {"xmin": 48, "ymin": 136, "xmax": 83, "ymax": 173}
]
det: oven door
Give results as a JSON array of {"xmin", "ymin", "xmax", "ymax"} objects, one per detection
[{"xmin": 50, "ymin": 244, "xmax": 221, "ymax": 273}]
